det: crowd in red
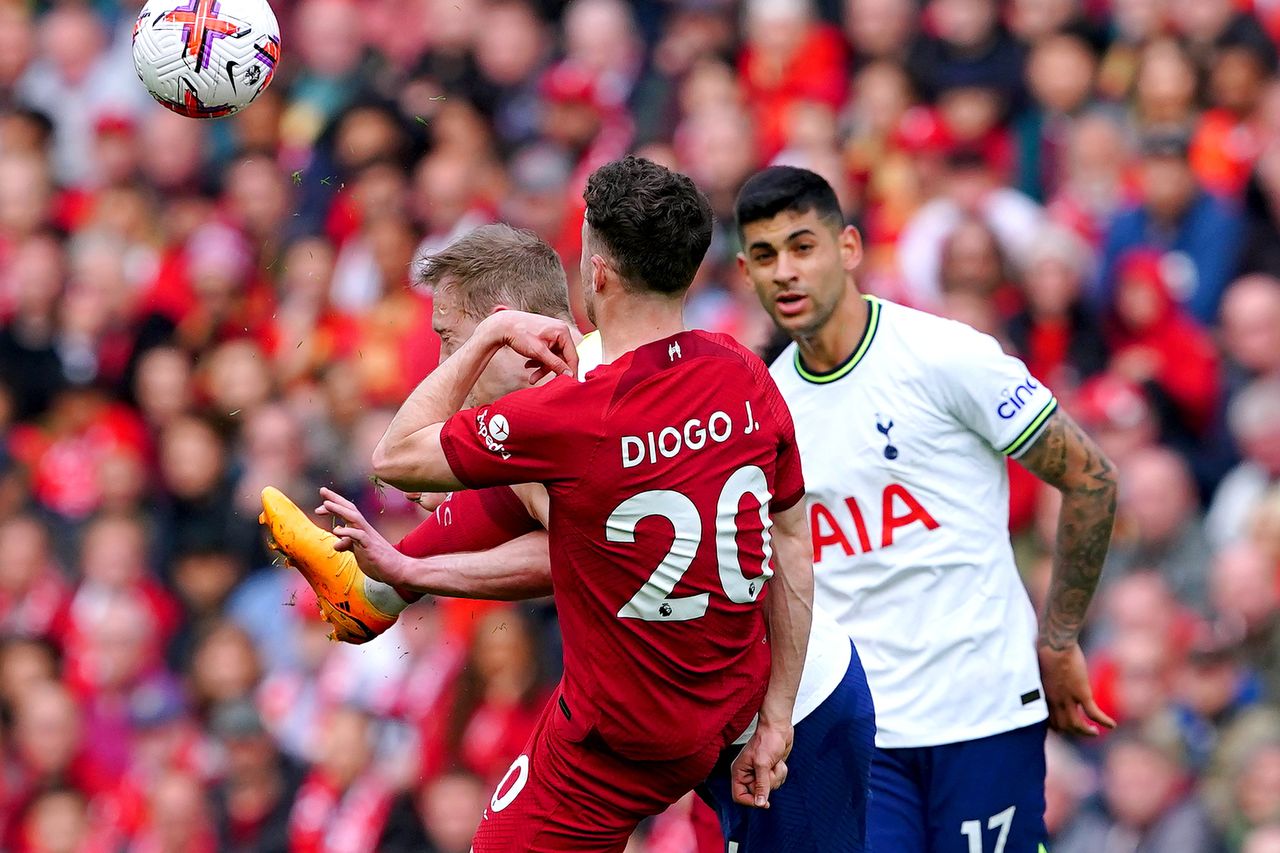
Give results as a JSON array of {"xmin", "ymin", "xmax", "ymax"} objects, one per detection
[{"xmin": 2, "ymin": 0, "xmax": 1280, "ymax": 850}]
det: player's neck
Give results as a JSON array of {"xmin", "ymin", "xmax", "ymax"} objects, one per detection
[
  {"xmin": 794, "ymin": 290, "xmax": 870, "ymax": 374},
  {"xmin": 595, "ymin": 296, "xmax": 686, "ymax": 363}
]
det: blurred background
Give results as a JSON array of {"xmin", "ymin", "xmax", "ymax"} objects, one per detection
[{"xmin": 1, "ymin": 0, "xmax": 1280, "ymax": 850}]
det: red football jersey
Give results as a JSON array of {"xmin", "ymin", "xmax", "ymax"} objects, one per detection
[{"xmin": 439, "ymin": 330, "xmax": 805, "ymax": 760}]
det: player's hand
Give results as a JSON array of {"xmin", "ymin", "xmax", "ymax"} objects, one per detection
[
  {"xmin": 482, "ymin": 311, "xmax": 578, "ymax": 383},
  {"xmin": 316, "ymin": 487, "xmax": 409, "ymax": 586},
  {"xmin": 730, "ymin": 720, "xmax": 793, "ymax": 809},
  {"xmin": 1038, "ymin": 641, "xmax": 1116, "ymax": 737}
]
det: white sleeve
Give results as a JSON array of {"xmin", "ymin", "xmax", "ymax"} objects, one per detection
[{"xmin": 935, "ymin": 327, "xmax": 1059, "ymax": 459}]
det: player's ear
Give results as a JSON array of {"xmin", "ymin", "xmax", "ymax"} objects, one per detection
[
  {"xmin": 488, "ymin": 304, "xmax": 512, "ymax": 316},
  {"xmin": 840, "ymin": 225, "xmax": 864, "ymax": 273},
  {"xmin": 590, "ymin": 255, "xmax": 609, "ymax": 294}
]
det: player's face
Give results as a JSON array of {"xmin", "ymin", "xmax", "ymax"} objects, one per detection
[
  {"xmin": 738, "ymin": 210, "xmax": 862, "ymax": 339},
  {"xmin": 432, "ymin": 281, "xmax": 529, "ymax": 407}
]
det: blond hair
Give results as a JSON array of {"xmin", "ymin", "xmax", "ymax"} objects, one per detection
[{"xmin": 418, "ymin": 224, "xmax": 571, "ymax": 321}]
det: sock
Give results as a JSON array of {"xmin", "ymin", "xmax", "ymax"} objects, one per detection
[{"xmin": 363, "ymin": 575, "xmax": 411, "ymax": 615}]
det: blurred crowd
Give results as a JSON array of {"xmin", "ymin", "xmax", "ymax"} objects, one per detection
[{"xmin": 2, "ymin": 0, "xmax": 1280, "ymax": 850}]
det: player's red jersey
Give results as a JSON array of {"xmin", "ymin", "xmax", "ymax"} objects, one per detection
[{"xmin": 439, "ymin": 330, "xmax": 805, "ymax": 761}]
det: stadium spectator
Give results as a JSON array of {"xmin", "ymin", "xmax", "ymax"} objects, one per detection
[
  {"xmin": 843, "ymin": 0, "xmax": 916, "ymax": 68},
  {"xmin": 1046, "ymin": 109, "xmax": 1134, "ymax": 247},
  {"xmin": 1207, "ymin": 379, "xmax": 1280, "ymax": 548},
  {"xmin": 1210, "ymin": 544, "xmax": 1280, "ymax": 700},
  {"xmin": 419, "ymin": 606, "xmax": 547, "ymax": 784},
  {"xmin": 1221, "ymin": 275, "xmax": 1280, "ymax": 392},
  {"xmin": 16, "ymin": 786, "xmax": 94, "ymax": 853},
  {"xmin": 1097, "ymin": 127, "xmax": 1244, "ymax": 324},
  {"xmin": 1106, "ymin": 447, "xmax": 1214, "ymax": 610},
  {"xmin": 739, "ymin": 0, "xmax": 847, "ymax": 160},
  {"xmin": 287, "ymin": 705, "xmax": 396, "ymax": 853},
  {"xmin": 1171, "ymin": 0, "xmax": 1278, "ymax": 73},
  {"xmin": 897, "ymin": 147, "xmax": 1045, "ymax": 307},
  {"xmin": 1132, "ymin": 38, "xmax": 1201, "ymax": 129},
  {"xmin": 1007, "ymin": 224, "xmax": 1108, "ymax": 391},
  {"xmin": 1191, "ymin": 38, "xmax": 1274, "ymax": 198},
  {"xmin": 1172, "ymin": 621, "xmax": 1264, "ymax": 772},
  {"xmin": 1056, "ymin": 722, "xmax": 1223, "ymax": 853},
  {"xmin": 208, "ymin": 698, "xmax": 302, "ymax": 853},
  {"xmin": 1106, "ymin": 248, "xmax": 1222, "ymax": 441},
  {"xmin": 1016, "ymin": 32, "xmax": 1099, "ymax": 202},
  {"xmin": 0, "ymin": 514, "xmax": 67, "ymax": 641}
]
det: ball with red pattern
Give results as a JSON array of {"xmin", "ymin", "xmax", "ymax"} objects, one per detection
[{"xmin": 132, "ymin": 0, "xmax": 280, "ymax": 119}]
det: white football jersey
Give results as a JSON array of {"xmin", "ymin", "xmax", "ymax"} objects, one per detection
[
  {"xmin": 577, "ymin": 331, "xmax": 853, "ymax": 733},
  {"xmin": 771, "ymin": 297, "xmax": 1054, "ymax": 748}
]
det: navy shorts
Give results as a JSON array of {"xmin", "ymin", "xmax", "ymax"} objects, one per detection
[
  {"xmin": 868, "ymin": 721, "xmax": 1048, "ymax": 853},
  {"xmin": 700, "ymin": 642, "xmax": 876, "ymax": 852}
]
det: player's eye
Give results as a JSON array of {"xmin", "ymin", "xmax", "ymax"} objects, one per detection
[
  {"xmin": 751, "ymin": 251, "xmax": 775, "ymax": 264},
  {"xmin": 793, "ymin": 243, "xmax": 814, "ymax": 254}
]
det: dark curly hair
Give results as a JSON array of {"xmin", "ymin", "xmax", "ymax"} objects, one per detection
[{"xmin": 583, "ymin": 156, "xmax": 714, "ymax": 296}]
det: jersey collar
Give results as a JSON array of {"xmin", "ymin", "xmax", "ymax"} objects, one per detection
[{"xmin": 793, "ymin": 295, "xmax": 881, "ymax": 385}]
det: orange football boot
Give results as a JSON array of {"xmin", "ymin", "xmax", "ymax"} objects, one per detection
[{"xmin": 258, "ymin": 486, "xmax": 398, "ymax": 644}]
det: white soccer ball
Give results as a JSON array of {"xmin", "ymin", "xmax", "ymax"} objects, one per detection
[{"xmin": 132, "ymin": 0, "xmax": 280, "ymax": 119}]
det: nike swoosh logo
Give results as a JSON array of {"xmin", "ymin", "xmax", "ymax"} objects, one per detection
[{"xmin": 226, "ymin": 60, "xmax": 238, "ymax": 93}]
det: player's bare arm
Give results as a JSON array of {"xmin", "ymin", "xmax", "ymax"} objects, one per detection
[
  {"xmin": 372, "ymin": 311, "xmax": 578, "ymax": 491},
  {"xmin": 1017, "ymin": 409, "xmax": 1119, "ymax": 737},
  {"xmin": 732, "ymin": 499, "xmax": 813, "ymax": 808},
  {"xmin": 318, "ymin": 486, "xmax": 554, "ymax": 599}
]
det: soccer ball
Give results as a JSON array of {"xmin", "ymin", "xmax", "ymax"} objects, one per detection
[{"xmin": 132, "ymin": 0, "xmax": 281, "ymax": 119}]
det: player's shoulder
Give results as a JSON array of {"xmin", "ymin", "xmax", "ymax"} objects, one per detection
[
  {"xmin": 691, "ymin": 330, "xmax": 781, "ymax": 387},
  {"xmin": 688, "ymin": 329, "xmax": 760, "ymax": 363},
  {"xmin": 879, "ymin": 298, "xmax": 997, "ymax": 349},
  {"xmin": 872, "ymin": 298, "xmax": 1012, "ymax": 376}
]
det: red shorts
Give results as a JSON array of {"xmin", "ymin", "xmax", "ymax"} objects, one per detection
[{"xmin": 471, "ymin": 691, "xmax": 739, "ymax": 852}]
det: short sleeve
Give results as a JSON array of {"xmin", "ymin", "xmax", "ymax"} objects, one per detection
[
  {"xmin": 937, "ymin": 328, "xmax": 1058, "ymax": 459},
  {"xmin": 438, "ymin": 377, "xmax": 595, "ymax": 489},
  {"xmin": 773, "ymin": 430, "xmax": 806, "ymax": 512},
  {"xmin": 755, "ymin": 361, "xmax": 805, "ymax": 511}
]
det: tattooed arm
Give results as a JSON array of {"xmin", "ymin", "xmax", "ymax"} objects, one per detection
[{"xmin": 1017, "ymin": 409, "xmax": 1119, "ymax": 736}]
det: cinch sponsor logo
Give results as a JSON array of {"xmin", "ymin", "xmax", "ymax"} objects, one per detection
[
  {"xmin": 475, "ymin": 409, "xmax": 512, "ymax": 460},
  {"xmin": 997, "ymin": 377, "xmax": 1041, "ymax": 420},
  {"xmin": 809, "ymin": 483, "xmax": 940, "ymax": 562}
]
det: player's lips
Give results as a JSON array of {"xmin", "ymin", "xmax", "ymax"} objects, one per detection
[{"xmin": 774, "ymin": 292, "xmax": 809, "ymax": 317}]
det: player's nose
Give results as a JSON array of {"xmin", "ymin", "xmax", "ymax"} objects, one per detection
[{"xmin": 772, "ymin": 253, "xmax": 800, "ymax": 285}]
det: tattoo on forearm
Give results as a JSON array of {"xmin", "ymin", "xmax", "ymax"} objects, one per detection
[{"xmin": 1017, "ymin": 411, "xmax": 1118, "ymax": 651}]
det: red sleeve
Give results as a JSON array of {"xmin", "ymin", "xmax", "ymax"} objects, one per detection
[
  {"xmin": 395, "ymin": 487, "xmax": 540, "ymax": 559},
  {"xmin": 772, "ymin": 417, "xmax": 806, "ymax": 513},
  {"xmin": 743, "ymin": 345, "xmax": 805, "ymax": 512},
  {"xmin": 438, "ymin": 377, "xmax": 593, "ymax": 489}
]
